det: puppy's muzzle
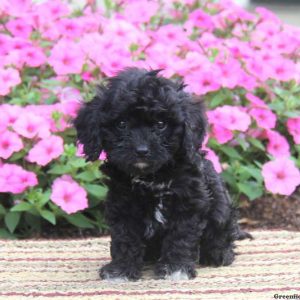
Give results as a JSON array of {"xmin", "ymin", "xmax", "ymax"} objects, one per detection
[{"xmin": 135, "ymin": 145, "xmax": 149, "ymax": 157}]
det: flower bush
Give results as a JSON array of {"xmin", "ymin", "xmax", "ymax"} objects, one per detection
[{"xmin": 0, "ymin": 0, "xmax": 300, "ymax": 238}]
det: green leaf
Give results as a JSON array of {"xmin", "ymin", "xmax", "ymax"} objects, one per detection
[
  {"xmin": 237, "ymin": 182, "xmax": 263, "ymax": 201},
  {"xmin": 220, "ymin": 146, "xmax": 242, "ymax": 159},
  {"xmin": 39, "ymin": 190, "xmax": 51, "ymax": 207},
  {"xmin": 65, "ymin": 214, "xmax": 94, "ymax": 229},
  {"xmin": 248, "ymin": 137, "xmax": 265, "ymax": 151},
  {"xmin": 8, "ymin": 150, "xmax": 26, "ymax": 162},
  {"xmin": 5, "ymin": 212, "xmax": 21, "ymax": 233},
  {"xmin": 221, "ymin": 169, "xmax": 238, "ymax": 190},
  {"xmin": 75, "ymin": 170, "xmax": 100, "ymax": 182},
  {"xmin": 11, "ymin": 202, "xmax": 32, "ymax": 212},
  {"xmin": 84, "ymin": 184, "xmax": 108, "ymax": 199},
  {"xmin": 236, "ymin": 137, "xmax": 249, "ymax": 151},
  {"xmin": 240, "ymin": 166, "xmax": 263, "ymax": 182},
  {"xmin": 48, "ymin": 164, "xmax": 73, "ymax": 175},
  {"xmin": 69, "ymin": 158, "xmax": 87, "ymax": 169},
  {"xmin": 0, "ymin": 204, "xmax": 6, "ymax": 215},
  {"xmin": 129, "ymin": 43, "xmax": 139, "ymax": 52},
  {"xmin": 40, "ymin": 210, "xmax": 56, "ymax": 225},
  {"xmin": 0, "ymin": 229, "xmax": 17, "ymax": 239}
]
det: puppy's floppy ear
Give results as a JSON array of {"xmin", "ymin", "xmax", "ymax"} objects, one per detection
[
  {"xmin": 74, "ymin": 87, "xmax": 106, "ymax": 161},
  {"xmin": 182, "ymin": 96, "xmax": 207, "ymax": 161}
]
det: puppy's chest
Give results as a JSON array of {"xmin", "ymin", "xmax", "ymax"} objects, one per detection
[{"xmin": 131, "ymin": 177, "xmax": 173, "ymax": 239}]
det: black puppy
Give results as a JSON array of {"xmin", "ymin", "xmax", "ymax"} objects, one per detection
[{"xmin": 74, "ymin": 68, "xmax": 251, "ymax": 281}]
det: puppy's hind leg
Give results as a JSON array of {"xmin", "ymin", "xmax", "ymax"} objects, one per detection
[{"xmin": 199, "ymin": 217, "xmax": 236, "ymax": 267}]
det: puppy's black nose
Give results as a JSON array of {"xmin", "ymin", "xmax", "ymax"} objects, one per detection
[{"xmin": 135, "ymin": 145, "xmax": 149, "ymax": 156}]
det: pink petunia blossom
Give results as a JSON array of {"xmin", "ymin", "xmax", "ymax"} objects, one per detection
[
  {"xmin": 122, "ymin": 0, "xmax": 159, "ymax": 24},
  {"xmin": 50, "ymin": 175, "xmax": 88, "ymax": 214},
  {"xmin": 266, "ymin": 130, "xmax": 290, "ymax": 158},
  {"xmin": 27, "ymin": 135, "xmax": 64, "ymax": 166},
  {"xmin": 269, "ymin": 58, "xmax": 296, "ymax": 82},
  {"xmin": 23, "ymin": 46, "xmax": 46, "ymax": 67},
  {"xmin": 0, "ymin": 109, "xmax": 9, "ymax": 132},
  {"xmin": 0, "ymin": 104, "xmax": 22, "ymax": 126},
  {"xmin": 0, "ymin": 130, "xmax": 23, "ymax": 159},
  {"xmin": 185, "ymin": 69, "xmax": 221, "ymax": 96},
  {"xmin": 13, "ymin": 112, "xmax": 50, "ymax": 139},
  {"xmin": 205, "ymin": 147, "xmax": 222, "ymax": 173},
  {"xmin": 188, "ymin": 9, "xmax": 215, "ymax": 30},
  {"xmin": 262, "ymin": 157, "xmax": 300, "ymax": 195},
  {"xmin": 81, "ymin": 71, "xmax": 93, "ymax": 82},
  {"xmin": 211, "ymin": 124, "xmax": 233, "ymax": 144},
  {"xmin": 76, "ymin": 143, "xmax": 107, "ymax": 161},
  {"xmin": 217, "ymin": 59, "xmax": 243, "ymax": 89},
  {"xmin": 57, "ymin": 87, "xmax": 82, "ymax": 117},
  {"xmin": 6, "ymin": 18, "xmax": 33, "ymax": 38},
  {"xmin": 48, "ymin": 40, "xmax": 85, "ymax": 75},
  {"xmin": 0, "ymin": 163, "xmax": 38, "ymax": 194},
  {"xmin": 0, "ymin": 68, "xmax": 21, "ymax": 96},
  {"xmin": 0, "ymin": 34, "xmax": 13, "ymax": 56},
  {"xmin": 245, "ymin": 93, "xmax": 268, "ymax": 109},
  {"xmin": 57, "ymin": 18, "xmax": 83, "ymax": 39},
  {"xmin": 207, "ymin": 106, "xmax": 251, "ymax": 132},
  {"xmin": 249, "ymin": 108, "xmax": 277, "ymax": 129},
  {"xmin": 286, "ymin": 117, "xmax": 300, "ymax": 144}
]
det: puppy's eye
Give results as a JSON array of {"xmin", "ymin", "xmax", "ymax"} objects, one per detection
[
  {"xmin": 156, "ymin": 121, "xmax": 166, "ymax": 130},
  {"xmin": 117, "ymin": 121, "xmax": 127, "ymax": 129}
]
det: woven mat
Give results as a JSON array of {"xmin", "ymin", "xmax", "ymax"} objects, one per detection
[{"xmin": 0, "ymin": 231, "xmax": 300, "ymax": 300}]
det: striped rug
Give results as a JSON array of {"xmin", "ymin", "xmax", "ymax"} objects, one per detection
[{"xmin": 0, "ymin": 230, "xmax": 299, "ymax": 300}]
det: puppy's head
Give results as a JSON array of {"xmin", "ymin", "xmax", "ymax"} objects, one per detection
[{"xmin": 74, "ymin": 68, "xmax": 207, "ymax": 176}]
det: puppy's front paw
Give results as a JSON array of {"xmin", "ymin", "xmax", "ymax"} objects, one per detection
[
  {"xmin": 155, "ymin": 262, "xmax": 197, "ymax": 280},
  {"xmin": 99, "ymin": 262, "xmax": 141, "ymax": 282}
]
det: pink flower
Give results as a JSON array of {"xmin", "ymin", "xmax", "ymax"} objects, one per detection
[
  {"xmin": 217, "ymin": 59, "xmax": 243, "ymax": 89},
  {"xmin": 50, "ymin": 175, "xmax": 88, "ymax": 214},
  {"xmin": 35, "ymin": 0, "xmax": 70, "ymax": 21},
  {"xmin": 0, "ymin": 34, "xmax": 13, "ymax": 56},
  {"xmin": 262, "ymin": 157, "xmax": 300, "ymax": 195},
  {"xmin": 245, "ymin": 93, "xmax": 268, "ymax": 109},
  {"xmin": 185, "ymin": 70, "xmax": 221, "ymax": 95},
  {"xmin": 123, "ymin": 0, "xmax": 159, "ymax": 24},
  {"xmin": 0, "ymin": 163, "xmax": 38, "ymax": 194},
  {"xmin": 6, "ymin": 18, "xmax": 33, "ymax": 38},
  {"xmin": 249, "ymin": 108, "xmax": 277, "ymax": 129},
  {"xmin": 57, "ymin": 87, "xmax": 82, "ymax": 117},
  {"xmin": 0, "ymin": 130, "xmax": 23, "ymax": 159},
  {"xmin": 81, "ymin": 71, "xmax": 93, "ymax": 82},
  {"xmin": 76, "ymin": 143, "xmax": 107, "ymax": 161},
  {"xmin": 208, "ymin": 106, "xmax": 251, "ymax": 132},
  {"xmin": 99, "ymin": 151, "xmax": 107, "ymax": 161},
  {"xmin": 211, "ymin": 124, "xmax": 233, "ymax": 144},
  {"xmin": 0, "ymin": 104, "xmax": 22, "ymax": 126},
  {"xmin": 287, "ymin": 117, "xmax": 300, "ymax": 144},
  {"xmin": 23, "ymin": 46, "xmax": 46, "ymax": 67},
  {"xmin": 0, "ymin": 109, "xmax": 9, "ymax": 132},
  {"xmin": 48, "ymin": 40, "xmax": 85, "ymax": 75},
  {"xmin": 0, "ymin": 68, "xmax": 21, "ymax": 96},
  {"xmin": 27, "ymin": 135, "xmax": 64, "ymax": 166},
  {"xmin": 266, "ymin": 130, "xmax": 290, "ymax": 158},
  {"xmin": 204, "ymin": 147, "xmax": 222, "ymax": 173},
  {"xmin": 57, "ymin": 18, "xmax": 83, "ymax": 39},
  {"xmin": 269, "ymin": 58, "xmax": 296, "ymax": 82},
  {"xmin": 188, "ymin": 9, "xmax": 215, "ymax": 30},
  {"xmin": 13, "ymin": 112, "xmax": 50, "ymax": 139}
]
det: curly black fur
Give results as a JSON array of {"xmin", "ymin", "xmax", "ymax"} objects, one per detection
[{"xmin": 74, "ymin": 68, "xmax": 252, "ymax": 281}]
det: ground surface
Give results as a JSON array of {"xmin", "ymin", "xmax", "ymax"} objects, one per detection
[{"xmin": 0, "ymin": 231, "xmax": 299, "ymax": 300}]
